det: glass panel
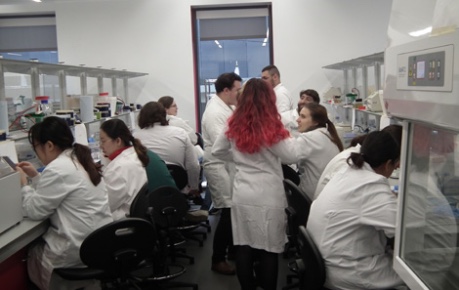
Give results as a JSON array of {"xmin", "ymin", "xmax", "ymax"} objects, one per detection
[
  {"xmin": 42, "ymin": 74, "xmax": 61, "ymax": 110},
  {"xmin": 1, "ymin": 51, "xmax": 58, "ymax": 63},
  {"xmin": 196, "ymin": 37, "xmax": 270, "ymax": 128},
  {"xmin": 400, "ymin": 122, "xmax": 459, "ymax": 289},
  {"xmin": 5, "ymin": 72, "xmax": 34, "ymax": 131}
]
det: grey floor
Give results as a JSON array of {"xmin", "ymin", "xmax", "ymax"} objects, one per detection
[{"xmin": 172, "ymin": 214, "xmax": 292, "ymax": 290}]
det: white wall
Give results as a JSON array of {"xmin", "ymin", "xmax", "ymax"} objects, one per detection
[{"xmin": 1, "ymin": 0, "xmax": 393, "ymax": 130}]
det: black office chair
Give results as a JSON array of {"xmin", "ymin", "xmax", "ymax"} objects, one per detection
[
  {"xmin": 284, "ymin": 179, "xmax": 312, "ymax": 230},
  {"xmin": 283, "ymin": 179, "xmax": 313, "ymax": 290},
  {"xmin": 294, "ymin": 226, "xmax": 327, "ymax": 290},
  {"xmin": 55, "ymin": 218, "xmax": 157, "ymax": 290},
  {"xmin": 129, "ymin": 184, "xmax": 198, "ymax": 290},
  {"xmin": 130, "ymin": 184, "xmax": 194, "ymax": 263},
  {"xmin": 282, "ymin": 164, "xmax": 300, "ymax": 186},
  {"xmin": 167, "ymin": 164, "xmax": 189, "ymax": 191},
  {"xmin": 166, "ymin": 164, "xmax": 211, "ymax": 237}
]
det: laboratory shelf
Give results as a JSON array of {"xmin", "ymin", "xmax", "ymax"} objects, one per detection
[
  {"xmin": 0, "ymin": 58, "xmax": 147, "ymax": 79},
  {"xmin": 322, "ymin": 52, "xmax": 384, "ymax": 70},
  {"xmin": 323, "ymin": 51, "xmax": 385, "ymax": 100}
]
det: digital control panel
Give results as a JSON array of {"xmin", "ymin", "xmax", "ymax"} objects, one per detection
[
  {"xmin": 395, "ymin": 44, "xmax": 453, "ymax": 92},
  {"xmin": 407, "ymin": 51, "xmax": 445, "ymax": 87}
]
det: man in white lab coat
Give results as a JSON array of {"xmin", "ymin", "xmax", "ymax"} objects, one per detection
[
  {"xmin": 261, "ymin": 65, "xmax": 293, "ymax": 113},
  {"xmin": 202, "ymin": 72, "xmax": 242, "ymax": 275}
]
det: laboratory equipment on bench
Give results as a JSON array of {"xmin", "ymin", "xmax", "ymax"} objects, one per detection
[
  {"xmin": 385, "ymin": 29, "xmax": 459, "ymax": 290},
  {"xmin": 365, "ymin": 90, "xmax": 383, "ymax": 112},
  {"xmin": 0, "ymin": 157, "xmax": 23, "ymax": 234}
]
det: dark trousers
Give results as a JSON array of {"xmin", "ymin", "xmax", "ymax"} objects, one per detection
[
  {"xmin": 235, "ymin": 245, "xmax": 279, "ymax": 290},
  {"xmin": 212, "ymin": 208, "xmax": 233, "ymax": 263}
]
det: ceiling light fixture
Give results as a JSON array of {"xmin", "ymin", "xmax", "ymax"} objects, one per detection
[
  {"xmin": 262, "ymin": 38, "xmax": 268, "ymax": 47},
  {"xmin": 409, "ymin": 26, "xmax": 432, "ymax": 37},
  {"xmin": 33, "ymin": 0, "xmax": 42, "ymax": 2}
]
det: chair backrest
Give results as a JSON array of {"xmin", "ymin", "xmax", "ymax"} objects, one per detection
[
  {"xmin": 147, "ymin": 185, "xmax": 189, "ymax": 229},
  {"xmin": 166, "ymin": 164, "xmax": 188, "ymax": 190},
  {"xmin": 130, "ymin": 182, "xmax": 152, "ymax": 222},
  {"xmin": 80, "ymin": 218, "xmax": 156, "ymax": 277},
  {"xmin": 284, "ymin": 179, "xmax": 312, "ymax": 226},
  {"xmin": 282, "ymin": 164, "xmax": 300, "ymax": 186},
  {"xmin": 297, "ymin": 226, "xmax": 326, "ymax": 290}
]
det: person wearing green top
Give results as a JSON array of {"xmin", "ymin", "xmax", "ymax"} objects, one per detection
[{"xmin": 145, "ymin": 149, "xmax": 177, "ymax": 192}]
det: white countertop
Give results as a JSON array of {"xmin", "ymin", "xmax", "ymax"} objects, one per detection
[{"xmin": 0, "ymin": 218, "xmax": 48, "ymax": 263}]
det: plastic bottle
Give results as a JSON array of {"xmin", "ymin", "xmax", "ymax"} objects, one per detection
[
  {"xmin": 35, "ymin": 96, "xmax": 52, "ymax": 116},
  {"xmin": 88, "ymin": 135, "xmax": 100, "ymax": 161}
]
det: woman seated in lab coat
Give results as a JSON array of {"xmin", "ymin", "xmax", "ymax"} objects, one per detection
[
  {"xmin": 307, "ymin": 131, "xmax": 404, "ymax": 290},
  {"xmin": 101, "ymin": 119, "xmax": 177, "ymax": 218},
  {"xmin": 99, "ymin": 118, "xmax": 150, "ymax": 220},
  {"xmin": 281, "ymin": 89, "xmax": 320, "ymax": 137},
  {"xmin": 212, "ymin": 78, "xmax": 297, "ymax": 290},
  {"xmin": 16, "ymin": 116, "xmax": 113, "ymax": 290},
  {"xmin": 294, "ymin": 103, "xmax": 343, "ymax": 200},
  {"xmin": 158, "ymin": 95, "xmax": 198, "ymax": 145},
  {"xmin": 314, "ymin": 124, "xmax": 402, "ymax": 199},
  {"xmin": 134, "ymin": 101, "xmax": 201, "ymax": 198}
]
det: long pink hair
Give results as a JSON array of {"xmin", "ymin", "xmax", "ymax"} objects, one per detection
[{"xmin": 225, "ymin": 78, "xmax": 289, "ymax": 153}]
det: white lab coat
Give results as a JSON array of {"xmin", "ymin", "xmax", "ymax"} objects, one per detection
[
  {"xmin": 202, "ymin": 95, "xmax": 235, "ymax": 208},
  {"xmin": 167, "ymin": 114, "xmax": 198, "ymax": 145},
  {"xmin": 134, "ymin": 125, "xmax": 200, "ymax": 190},
  {"xmin": 212, "ymin": 132, "xmax": 297, "ymax": 253},
  {"xmin": 102, "ymin": 147, "xmax": 147, "ymax": 220},
  {"xmin": 314, "ymin": 144, "xmax": 361, "ymax": 199},
  {"xmin": 307, "ymin": 162, "xmax": 403, "ymax": 290},
  {"xmin": 21, "ymin": 149, "xmax": 113, "ymax": 290},
  {"xmin": 295, "ymin": 128, "xmax": 340, "ymax": 200},
  {"xmin": 274, "ymin": 83, "xmax": 293, "ymax": 113}
]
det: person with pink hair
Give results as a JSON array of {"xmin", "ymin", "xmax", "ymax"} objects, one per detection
[{"xmin": 212, "ymin": 78, "xmax": 297, "ymax": 290}]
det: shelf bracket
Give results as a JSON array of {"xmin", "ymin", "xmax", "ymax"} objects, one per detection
[
  {"xmin": 58, "ymin": 70, "xmax": 67, "ymax": 110},
  {"xmin": 80, "ymin": 72, "xmax": 87, "ymax": 95},
  {"xmin": 0, "ymin": 64, "xmax": 5, "ymax": 101}
]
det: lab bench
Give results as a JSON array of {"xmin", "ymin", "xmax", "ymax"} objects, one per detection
[
  {"xmin": 0, "ymin": 219, "xmax": 48, "ymax": 290},
  {"xmin": 0, "ymin": 218, "xmax": 48, "ymax": 264}
]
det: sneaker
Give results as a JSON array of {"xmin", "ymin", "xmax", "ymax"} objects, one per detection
[
  {"xmin": 211, "ymin": 261, "xmax": 236, "ymax": 275},
  {"xmin": 185, "ymin": 210, "xmax": 209, "ymax": 223}
]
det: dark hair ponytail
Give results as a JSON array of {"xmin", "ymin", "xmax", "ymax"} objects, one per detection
[
  {"xmin": 101, "ymin": 118, "xmax": 149, "ymax": 167},
  {"xmin": 72, "ymin": 144, "xmax": 102, "ymax": 185},
  {"xmin": 325, "ymin": 119, "xmax": 344, "ymax": 152},
  {"xmin": 304, "ymin": 103, "xmax": 343, "ymax": 152},
  {"xmin": 348, "ymin": 152, "xmax": 365, "ymax": 168},
  {"xmin": 131, "ymin": 136, "xmax": 149, "ymax": 167},
  {"xmin": 28, "ymin": 116, "xmax": 102, "ymax": 186},
  {"xmin": 347, "ymin": 131, "xmax": 400, "ymax": 169}
]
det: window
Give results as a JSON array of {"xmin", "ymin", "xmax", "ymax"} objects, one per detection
[
  {"xmin": 0, "ymin": 15, "xmax": 58, "ymax": 62},
  {"xmin": 192, "ymin": 5, "xmax": 273, "ymax": 130}
]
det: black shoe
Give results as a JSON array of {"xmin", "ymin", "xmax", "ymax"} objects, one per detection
[
  {"xmin": 192, "ymin": 195, "xmax": 204, "ymax": 205},
  {"xmin": 209, "ymin": 208, "xmax": 221, "ymax": 215},
  {"xmin": 227, "ymin": 252, "xmax": 236, "ymax": 261}
]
